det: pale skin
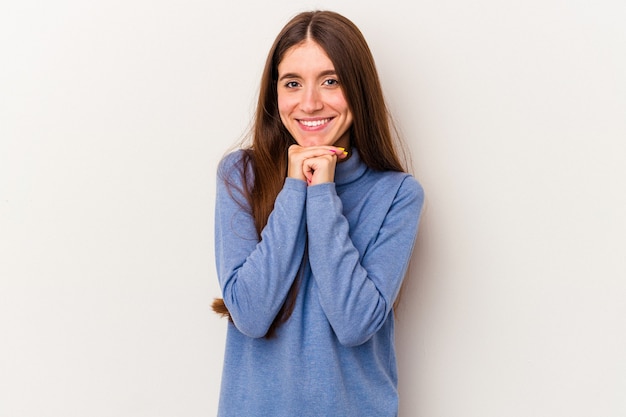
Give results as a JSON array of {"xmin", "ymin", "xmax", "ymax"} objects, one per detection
[{"xmin": 277, "ymin": 39, "xmax": 353, "ymax": 186}]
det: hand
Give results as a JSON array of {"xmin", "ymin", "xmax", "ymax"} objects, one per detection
[{"xmin": 288, "ymin": 145, "xmax": 348, "ymax": 185}]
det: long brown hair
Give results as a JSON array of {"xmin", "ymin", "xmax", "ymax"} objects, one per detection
[{"xmin": 212, "ymin": 10, "xmax": 408, "ymax": 337}]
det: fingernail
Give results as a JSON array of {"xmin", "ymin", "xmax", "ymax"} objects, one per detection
[
  {"xmin": 342, "ymin": 151, "xmax": 348, "ymax": 156},
  {"xmin": 336, "ymin": 147, "xmax": 345, "ymax": 151},
  {"xmin": 329, "ymin": 149, "xmax": 336, "ymax": 153}
]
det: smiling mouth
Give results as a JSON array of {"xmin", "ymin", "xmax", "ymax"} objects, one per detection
[{"xmin": 298, "ymin": 118, "xmax": 332, "ymax": 127}]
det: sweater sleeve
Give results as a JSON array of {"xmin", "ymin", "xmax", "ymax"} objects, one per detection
[
  {"xmin": 214, "ymin": 153, "xmax": 307, "ymax": 338},
  {"xmin": 306, "ymin": 175, "xmax": 424, "ymax": 346}
]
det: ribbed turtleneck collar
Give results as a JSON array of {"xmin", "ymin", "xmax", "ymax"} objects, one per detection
[{"xmin": 334, "ymin": 147, "xmax": 367, "ymax": 186}]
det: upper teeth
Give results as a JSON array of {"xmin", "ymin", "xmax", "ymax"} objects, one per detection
[{"xmin": 301, "ymin": 119, "xmax": 329, "ymax": 127}]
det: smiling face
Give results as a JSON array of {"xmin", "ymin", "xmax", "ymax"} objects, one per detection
[{"xmin": 277, "ymin": 40, "xmax": 353, "ymax": 149}]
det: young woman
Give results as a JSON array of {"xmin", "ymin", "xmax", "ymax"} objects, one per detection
[{"xmin": 212, "ymin": 10, "xmax": 425, "ymax": 417}]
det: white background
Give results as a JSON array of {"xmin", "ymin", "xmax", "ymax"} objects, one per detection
[{"xmin": 1, "ymin": 0, "xmax": 625, "ymax": 416}]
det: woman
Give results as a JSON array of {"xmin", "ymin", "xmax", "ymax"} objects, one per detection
[{"xmin": 212, "ymin": 10, "xmax": 424, "ymax": 417}]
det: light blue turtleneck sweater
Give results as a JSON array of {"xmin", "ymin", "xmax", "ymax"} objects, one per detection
[{"xmin": 214, "ymin": 148, "xmax": 424, "ymax": 417}]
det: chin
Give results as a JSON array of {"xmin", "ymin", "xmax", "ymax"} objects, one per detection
[{"xmin": 296, "ymin": 138, "xmax": 329, "ymax": 147}]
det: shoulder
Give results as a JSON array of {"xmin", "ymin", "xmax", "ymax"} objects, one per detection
[
  {"xmin": 375, "ymin": 170, "xmax": 424, "ymax": 201},
  {"xmin": 218, "ymin": 149, "xmax": 248, "ymax": 174},
  {"xmin": 400, "ymin": 174, "xmax": 424, "ymax": 200},
  {"xmin": 371, "ymin": 172, "xmax": 425, "ymax": 219},
  {"xmin": 217, "ymin": 149, "xmax": 255, "ymax": 183}
]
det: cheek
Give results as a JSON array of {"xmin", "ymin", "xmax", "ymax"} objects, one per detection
[
  {"xmin": 277, "ymin": 91, "xmax": 295, "ymax": 111},
  {"xmin": 345, "ymin": 111, "xmax": 354, "ymax": 126},
  {"xmin": 277, "ymin": 97, "xmax": 300, "ymax": 135},
  {"xmin": 329, "ymin": 93, "xmax": 350, "ymax": 114},
  {"xmin": 277, "ymin": 98, "xmax": 287, "ymax": 122}
]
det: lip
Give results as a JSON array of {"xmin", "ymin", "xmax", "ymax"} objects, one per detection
[{"xmin": 297, "ymin": 117, "xmax": 333, "ymax": 130}]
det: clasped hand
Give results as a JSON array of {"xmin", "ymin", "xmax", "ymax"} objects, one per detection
[{"xmin": 288, "ymin": 145, "xmax": 348, "ymax": 185}]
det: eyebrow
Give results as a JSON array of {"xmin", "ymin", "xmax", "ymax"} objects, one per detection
[{"xmin": 278, "ymin": 69, "xmax": 337, "ymax": 82}]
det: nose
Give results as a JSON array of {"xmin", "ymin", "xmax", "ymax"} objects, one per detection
[{"xmin": 300, "ymin": 86, "xmax": 323, "ymax": 113}]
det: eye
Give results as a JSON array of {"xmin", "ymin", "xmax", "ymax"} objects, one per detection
[
  {"xmin": 323, "ymin": 78, "xmax": 339, "ymax": 86},
  {"xmin": 284, "ymin": 81, "xmax": 300, "ymax": 88}
]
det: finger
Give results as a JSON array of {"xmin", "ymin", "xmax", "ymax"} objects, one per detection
[
  {"xmin": 302, "ymin": 154, "xmax": 338, "ymax": 185},
  {"xmin": 288, "ymin": 145, "xmax": 343, "ymax": 181},
  {"xmin": 293, "ymin": 145, "xmax": 342, "ymax": 158},
  {"xmin": 329, "ymin": 147, "xmax": 349, "ymax": 159},
  {"xmin": 287, "ymin": 145, "xmax": 308, "ymax": 181}
]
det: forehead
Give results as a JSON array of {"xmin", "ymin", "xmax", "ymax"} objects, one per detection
[{"xmin": 278, "ymin": 40, "xmax": 334, "ymax": 73}]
